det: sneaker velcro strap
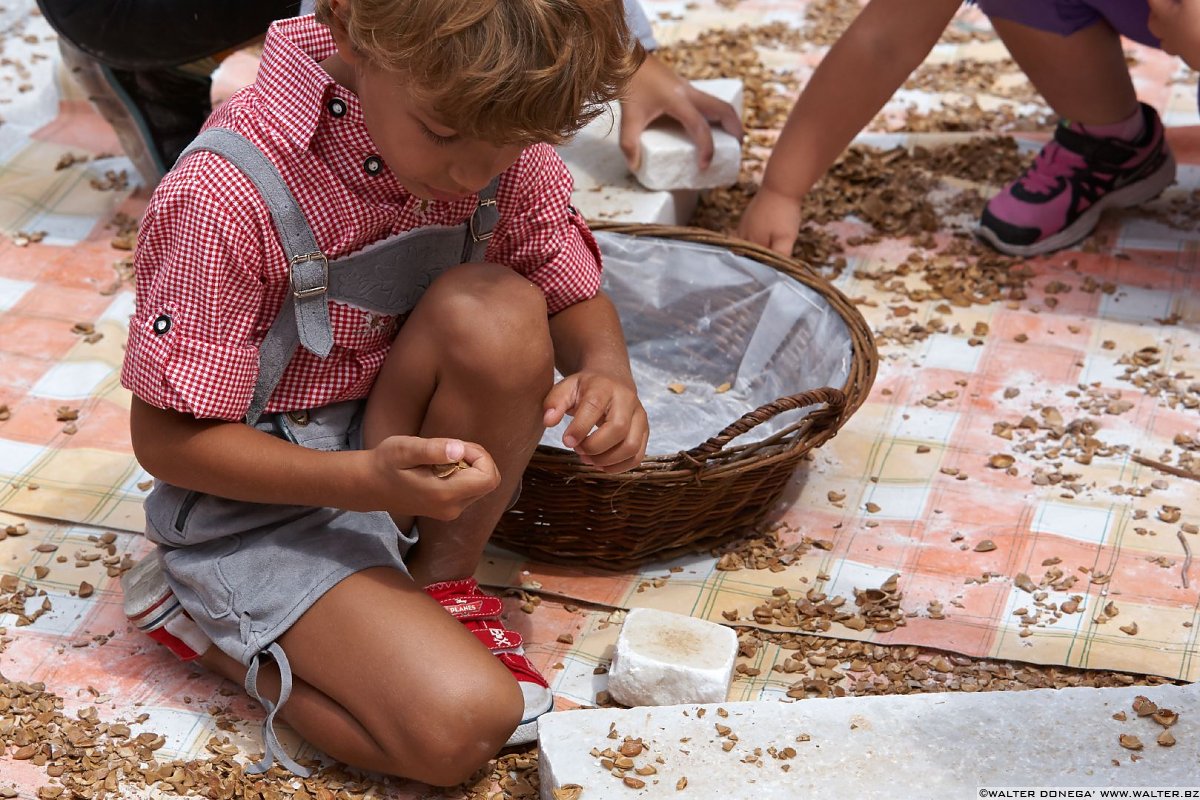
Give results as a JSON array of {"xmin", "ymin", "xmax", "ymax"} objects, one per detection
[
  {"xmin": 440, "ymin": 594, "xmax": 505, "ymax": 621},
  {"xmin": 424, "ymin": 577, "xmax": 481, "ymax": 597},
  {"xmin": 466, "ymin": 619, "xmax": 525, "ymax": 651},
  {"xmin": 1054, "ymin": 125, "xmax": 1137, "ymax": 165},
  {"xmin": 497, "ymin": 652, "xmax": 551, "ymax": 688}
]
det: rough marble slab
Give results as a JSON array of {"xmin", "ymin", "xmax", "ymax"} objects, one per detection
[{"xmin": 540, "ymin": 682, "xmax": 1200, "ymax": 799}]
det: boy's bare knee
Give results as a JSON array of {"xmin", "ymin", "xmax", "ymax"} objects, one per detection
[
  {"xmin": 422, "ymin": 263, "xmax": 553, "ymax": 382},
  {"xmin": 428, "ymin": 263, "xmax": 549, "ymax": 332},
  {"xmin": 373, "ymin": 668, "xmax": 524, "ymax": 785}
]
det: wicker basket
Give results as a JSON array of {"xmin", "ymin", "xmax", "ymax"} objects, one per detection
[{"xmin": 492, "ymin": 223, "xmax": 878, "ymax": 569}]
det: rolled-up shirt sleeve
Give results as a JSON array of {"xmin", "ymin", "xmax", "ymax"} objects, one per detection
[
  {"xmin": 488, "ymin": 143, "xmax": 603, "ymax": 315},
  {"xmin": 120, "ymin": 156, "xmax": 272, "ymax": 420}
]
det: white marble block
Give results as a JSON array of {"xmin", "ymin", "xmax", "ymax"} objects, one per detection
[
  {"xmin": 605, "ymin": 608, "xmax": 738, "ymax": 708},
  {"xmin": 556, "ymin": 100, "xmax": 697, "ymax": 225},
  {"xmin": 539, "ymin": 682, "xmax": 1200, "ymax": 800},
  {"xmin": 632, "ymin": 78, "xmax": 744, "ymax": 192},
  {"xmin": 554, "ymin": 78, "xmax": 742, "ymax": 224}
]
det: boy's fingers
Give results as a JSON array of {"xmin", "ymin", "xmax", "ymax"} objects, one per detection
[
  {"xmin": 388, "ymin": 436, "xmax": 467, "ymax": 468},
  {"xmin": 580, "ymin": 410, "xmax": 648, "ymax": 468},
  {"xmin": 574, "ymin": 406, "xmax": 633, "ymax": 456},
  {"xmin": 458, "ymin": 443, "xmax": 497, "ymax": 474},
  {"xmin": 587, "ymin": 434, "xmax": 647, "ymax": 473},
  {"xmin": 575, "ymin": 425, "xmax": 624, "ymax": 458},
  {"xmin": 598, "ymin": 453, "xmax": 644, "ymax": 475},
  {"xmin": 542, "ymin": 379, "xmax": 578, "ymax": 428},
  {"xmin": 562, "ymin": 394, "xmax": 608, "ymax": 450}
]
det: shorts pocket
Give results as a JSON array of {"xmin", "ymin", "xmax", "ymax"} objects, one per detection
[
  {"xmin": 161, "ymin": 534, "xmax": 240, "ymax": 619},
  {"xmin": 146, "ymin": 482, "xmax": 312, "ymax": 547},
  {"xmin": 144, "ymin": 482, "xmax": 204, "ymax": 546}
]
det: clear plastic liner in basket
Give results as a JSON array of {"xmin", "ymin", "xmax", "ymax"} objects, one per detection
[{"xmin": 540, "ymin": 231, "xmax": 855, "ymax": 455}]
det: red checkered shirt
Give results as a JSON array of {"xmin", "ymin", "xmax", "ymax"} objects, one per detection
[{"xmin": 121, "ymin": 15, "xmax": 602, "ymax": 421}]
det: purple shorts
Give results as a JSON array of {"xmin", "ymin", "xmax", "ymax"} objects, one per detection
[{"xmin": 973, "ymin": 0, "xmax": 1159, "ymax": 48}]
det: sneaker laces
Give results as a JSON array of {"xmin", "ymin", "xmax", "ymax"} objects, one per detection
[{"xmin": 1017, "ymin": 138, "xmax": 1090, "ymax": 196}]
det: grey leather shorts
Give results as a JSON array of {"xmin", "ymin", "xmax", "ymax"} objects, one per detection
[{"xmin": 143, "ymin": 400, "xmax": 417, "ymax": 667}]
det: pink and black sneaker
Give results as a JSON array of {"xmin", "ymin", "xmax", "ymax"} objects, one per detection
[
  {"xmin": 977, "ymin": 103, "xmax": 1176, "ymax": 256},
  {"xmin": 424, "ymin": 578, "xmax": 553, "ymax": 747},
  {"xmin": 121, "ymin": 550, "xmax": 211, "ymax": 661}
]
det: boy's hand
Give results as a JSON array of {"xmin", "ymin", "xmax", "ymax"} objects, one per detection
[
  {"xmin": 366, "ymin": 436, "xmax": 500, "ymax": 520},
  {"xmin": 543, "ymin": 371, "xmax": 649, "ymax": 473},
  {"xmin": 619, "ymin": 52, "xmax": 744, "ymax": 171},
  {"xmin": 737, "ymin": 185, "xmax": 804, "ymax": 257}
]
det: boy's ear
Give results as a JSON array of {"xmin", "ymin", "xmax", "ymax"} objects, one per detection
[
  {"xmin": 324, "ymin": 0, "xmax": 360, "ymax": 66},
  {"xmin": 326, "ymin": 0, "xmax": 348, "ymax": 22}
]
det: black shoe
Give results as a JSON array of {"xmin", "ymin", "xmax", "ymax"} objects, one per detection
[{"xmin": 59, "ymin": 40, "xmax": 212, "ymax": 187}]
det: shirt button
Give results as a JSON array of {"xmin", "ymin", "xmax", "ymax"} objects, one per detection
[
  {"xmin": 363, "ymin": 155, "xmax": 383, "ymax": 176},
  {"xmin": 327, "ymin": 97, "xmax": 347, "ymax": 117},
  {"xmin": 152, "ymin": 314, "xmax": 171, "ymax": 335}
]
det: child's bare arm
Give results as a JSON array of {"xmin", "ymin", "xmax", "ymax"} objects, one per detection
[
  {"xmin": 542, "ymin": 291, "xmax": 649, "ymax": 474},
  {"xmin": 130, "ymin": 397, "xmax": 498, "ymax": 521},
  {"xmin": 738, "ymin": 0, "xmax": 960, "ymax": 254}
]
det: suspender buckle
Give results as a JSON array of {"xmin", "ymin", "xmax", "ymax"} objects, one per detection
[
  {"xmin": 290, "ymin": 252, "xmax": 329, "ymax": 299},
  {"xmin": 470, "ymin": 198, "xmax": 498, "ymax": 243}
]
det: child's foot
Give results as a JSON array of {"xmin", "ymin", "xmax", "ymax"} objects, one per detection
[
  {"xmin": 424, "ymin": 578, "xmax": 554, "ymax": 746},
  {"xmin": 976, "ymin": 103, "xmax": 1176, "ymax": 256},
  {"xmin": 121, "ymin": 551, "xmax": 211, "ymax": 660},
  {"xmin": 59, "ymin": 40, "xmax": 212, "ymax": 187}
]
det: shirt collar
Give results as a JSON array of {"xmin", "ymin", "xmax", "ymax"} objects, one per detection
[{"xmin": 256, "ymin": 15, "xmax": 363, "ymax": 149}]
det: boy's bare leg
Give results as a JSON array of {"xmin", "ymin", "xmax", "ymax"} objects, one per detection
[
  {"xmin": 361, "ymin": 262, "xmax": 555, "ymax": 585},
  {"xmin": 193, "ymin": 272, "xmax": 550, "ymax": 782},
  {"xmin": 199, "ymin": 566, "xmax": 523, "ymax": 786},
  {"xmin": 991, "ymin": 18, "xmax": 1138, "ymax": 125}
]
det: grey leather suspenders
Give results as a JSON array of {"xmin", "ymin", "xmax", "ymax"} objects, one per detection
[{"xmin": 177, "ymin": 128, "xmax": 500, "ymax": 424}]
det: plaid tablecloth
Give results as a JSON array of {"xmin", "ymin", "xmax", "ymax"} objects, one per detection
[{"xmin": 1, "ymin": 0, "xmax": 1197, "ymax": 795}]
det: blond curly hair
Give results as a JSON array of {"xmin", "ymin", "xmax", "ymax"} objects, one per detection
[{"xmin": 315, "ymin": 0, "xmax": 644, "ymax": 145}]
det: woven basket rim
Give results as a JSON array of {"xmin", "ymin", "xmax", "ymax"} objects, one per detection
[{"xmin": 532, "ymin": 222, "xmax": 879, "ymax": 479}]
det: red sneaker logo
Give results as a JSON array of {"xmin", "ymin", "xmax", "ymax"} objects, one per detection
[{"xmin": 446, "ymin": 599, "xmax": 484, "ymax": 618}]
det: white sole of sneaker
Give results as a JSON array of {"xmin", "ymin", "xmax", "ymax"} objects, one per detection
[
  {"xmin": 505, "ymin": 718, "xmax": 540, "ymax": 748},
  {"xmin": 121, "ymin": 549, "xmax": 170, "ymax": 619},
  {"xmin": 504, "ymin": 692, "xmax": 554, "ymax": 747},
  {"xmin": 975, "ymin": 149, "xmax": 1177, "ymax": 258}
]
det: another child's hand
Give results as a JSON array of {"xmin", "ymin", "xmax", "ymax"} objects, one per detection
[
  {"xmin": 543, "ymin": 371, "xmax": 649, "ymax": 473},
  {"xmin": 619, "ymin": 52, "xmax": 744, "ymax": 171},
  {"xmin": 1149, "ymin": 0, "xmax": 1200, "ymax": 70},
  {"xmin": 737, "ymin": 185, "xmax": 804, "ymax": 257},
  {"xmin": 366, "ymin": 436, "xmax": 500, "ymax": 520}
]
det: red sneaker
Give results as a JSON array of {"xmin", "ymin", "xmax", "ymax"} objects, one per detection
[
  {"xmin": 121, "ymin": 551, "xmax": 210, "ymax": 661},
  {"xmin": 424, "ymin": 578, "xmax": 553, "ymax": 746}
]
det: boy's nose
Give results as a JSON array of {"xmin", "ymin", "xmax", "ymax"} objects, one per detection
[{"xmin": 450, "ymin": 147, "xmax": 522, "ymax": 195}]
